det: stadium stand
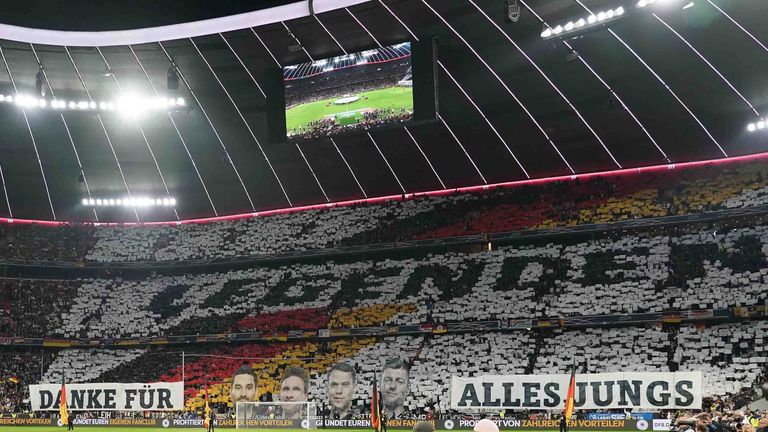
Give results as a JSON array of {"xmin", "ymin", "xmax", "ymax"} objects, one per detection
[
  {"xmin": 3, "ymin": 219, "xmax": 768, "ymax": 340},
  {"xmin": 3, "ymin": 324, "xmax": 766, "ymax": 416},
  {"xmin": 0, "ymin": 157, "xmax": 766, "ymax": 264},
  {"xmin": 1, "ymin": 160, "xmax": 767, "ymax": 424}
]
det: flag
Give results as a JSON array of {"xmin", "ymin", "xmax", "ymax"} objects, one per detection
[
  {"xmin": 563, "ymin": 362, "xmax": 576, "ymax": 419},
  {"xmin": 8, "ymin": 377, "xmax": 19, "ymax": 384},
  {"xmin": 371, "ymin": 374, "xmax": 382, "ymax": 432},
  {"xmin": 203, "ymin": 383, "xmax": 211, "ymax": 430},
  {"xmin": 59, "ymin": 375, "xmax": 68, "ymax": 426}
]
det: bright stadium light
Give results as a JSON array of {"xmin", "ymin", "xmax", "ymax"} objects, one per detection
[
  {"xmin": 0, "ymin": 92, "xmax": 185, "ymax": 115},
  {"xmin": 83, "ymin": 196, "xmax": 177, "ymax": 207},
  {"xmin": 637, "ymin": 0, "xmax": 692, "ymax": 8},
  {"xmin": 543, "ymin": 7, "xmax": 627, "ymax": 38}
]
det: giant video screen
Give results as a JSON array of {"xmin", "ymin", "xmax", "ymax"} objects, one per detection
[{"xmin": 284, "ymin": 42, "xmax": 413, "ymax": 141}]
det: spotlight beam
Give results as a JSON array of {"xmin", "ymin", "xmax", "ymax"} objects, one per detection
[
  {"xmin": 518, "ymin": 0, "xmax": 669, "ymax": 162},
  {"xmin": 572, "ymin": 0, "xmax": 727, "ymax": 157},
  {"xmin": 189, "ymin": 38, "xmax": 293, "ymax": 208},
  {"xmin": 96, "ymin": 47, "xmax": 179, "ymax": 221},
  {"xmin": 296, "ymin": 142, "xmax": 330, "ymax": 202},
  {"xmin": 437, "ymin": 114, "xmax": 488, "ymax": 184},
  {"xmin": 0, "ymin": 165, "xmax": 10, "ymax": 217},
  {"xmin": 292, "ymin": 14, "xmax": 412, "ymax": 197},
  {"xmin": 438, "ymin": 61, "xmax": 529, "ymax": 178},
  {"xmin": 64, "ymin": 46, "xmax": 140, "ymax": 221},
  {"xmin": 415, "ymin": 0, "xmax": 575, "ymax": 173},
  {"xmin": 378, "ymin": 0, "xmax": 420, "ymax": 42},
  {"xmin": 0, "ymin": 46, "xmax": 55, "ymax": 219},
  {"xmin": 158, "ymin": 41, "xmax": 258, "ymax": 211},
  {"xmin": 404, "ymin": 126, "xmax": 446, "ymax": 189},
  {"xmin": 250, "ymin": 29, "xmax": 282, "ymax": 68},
  {"xmin": 653, "ymin": 14, "xmax": 760, "ymax": 117},
  {"xmin": 29, "ymin": 44, "xmax": 98, "ymax": 220},
  {"xmin": 343, "ymin": 7, "xmax": 445, "ymax": 189},
  {"xmin": 707, "ymin": 0, "xmax": 768, "ymax": 55},
  {"xmin": 282, "ymin": 22, "xmax": 314, "ymax": 61},
  {"xmin": 128, "ymin": 45, "xmax": 218, "ymax": 217},
  {"xmin": 367, "ymin": 132, "xmax": 406, "ymax": 193},
  {"xmin": 219, "ymin": 33, "xmax": 267, "ymax": 100},
  {"xmin": 331, "ymin": 137, "xmax": 367, "ymax": 198},
  {"xmin": 468, "ymin": 0, "xmax": 621, "ymax": 169},
  {"xmin": 346, "ymin": 8, "xmax": 383, "ymax": 48},
  {"xmin": 313, "ymin": 14, "xmax": 348, "ymax": 55}
]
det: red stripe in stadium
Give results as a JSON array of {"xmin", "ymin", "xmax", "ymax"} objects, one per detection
[{"xmin": 5, "ymin": 150, "xmax": 768, "ymax": 227}]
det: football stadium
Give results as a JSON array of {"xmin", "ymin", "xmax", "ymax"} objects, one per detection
[
  {"xmin": 284, "ymin": 44, "xmax": 414, "ymax": 140},
  {"xmin": 0, "ymin": 1, "xmax": 767, "ymax": 432}
]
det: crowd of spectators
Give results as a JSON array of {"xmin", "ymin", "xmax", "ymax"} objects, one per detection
[
  {"xmin": 289, "ymin": 107, "xmax": 412, "ymax": 141},
  {"xmin": 0, "ymin": 278, "xmax": 81, "ymax": 337},
  {"xmin": 0, "ymin": 223, "xmax": 95, "ymax": 263},
  {"xmin": 3, "ymin": 214, "xmax": 768, "ymax": 341},
  {"xmin": 0, "ymin": 349, "xmax": 52, "ymax": 414},
  {"xmin": 0, "ymin": 328, "xmax": 765, "ymax": 420},
  {"xmin": 0, "ymin": 157, "xmax": 766, "ymax": 264}
]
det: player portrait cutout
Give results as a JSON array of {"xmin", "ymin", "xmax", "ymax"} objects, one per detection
[
  {"xmin": 326, "ymin": 362, "xmax": 358, "ymax": 420},
  {"xmin": 230, "ymin": 365, "xmax": 259, "ymax": 419},
  {"xmin": 279, "ymin": 366, "xmax": 310, "ymax": 419},
  {"xmin": 382, "ymin": 357, "xmax": 410, "ymax": 419}
]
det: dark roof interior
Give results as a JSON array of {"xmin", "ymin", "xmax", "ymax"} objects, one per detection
[{"xmin": 0, "ymin": 0, "xmax": 767, "ymax": 222}]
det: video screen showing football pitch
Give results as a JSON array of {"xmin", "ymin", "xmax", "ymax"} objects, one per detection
[{"xmin": 283, "ymin": 42, "xmax": 413, "ymax": 141}]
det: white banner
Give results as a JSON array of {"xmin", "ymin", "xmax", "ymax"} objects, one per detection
[
  {"xmin": 29, "ymin": 382, "xmax": 184, "ymax": 411},
  {"xmin": 450, "ymin": 372, "xmax": 701, "ymax": 410}
]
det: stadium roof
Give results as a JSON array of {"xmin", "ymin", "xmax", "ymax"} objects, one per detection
[{"xmin": 0, "ymin": 0, "xmax": 766, "ymax": 222}]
